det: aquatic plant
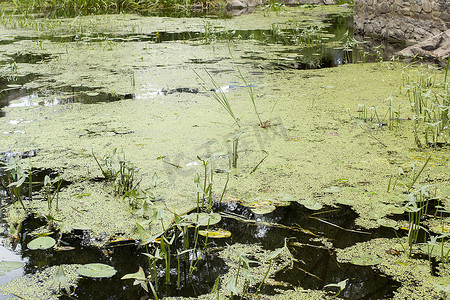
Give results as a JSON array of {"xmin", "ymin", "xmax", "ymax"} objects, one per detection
[
  {"xmin": 1, "ymin": 154, "xmax": 32, "ymax": 210},
  {"xmin": 43, "ymin": 174, "xmax": 64, "ymax": 211},
  {"xmin": 226, "ymin": 249, "xmax": 258, "ymax": 298},
  {"xmin": 403, "ymin": 183, "xmax": 434, "ymax": 257},
  {"xmin": 200, "ymin": 21, "xmax": 217, "ymax": 44},
  {"xmin": 92, "ymin": 148, "xmax": 140, "ymax": 196},
  {"xmin": 196, "ymin": 156, "xmax": 214, "ymax": 209},
  {"xmin": 324, "ymin": 278, "xmax": 348, "ymax": 298},
  {"xmin": 262, "ymin": 0, "xmax": 284, "ymax": 16},
  {"xmin": 121, "ymin": 266, "xmax": 158, "ymax": 299},
  {"xmin": 194, "ymin": 70, "xmax": 241, "ymax": 127},
  {"xmin": 401, "ymin": 63, "xmax": 449, "ymax": 147},
  {"xmin": 142, "ymin": 246, "xmax": 163, "ymax": 294},
  {"xmin": 384, "ymin": 94, "xmax": 401, "ymax": 130},
  {"xmin": 236, "ymin": 67, "xmax": 263, "ymax": 127},
  {"xmin": 256, "ymin": 246, "xmax": 285, "ymax": 295},
  {"xmin": 227, "ymin": 132, "xmax": 241, "ymax": 169},
  {"xmin": 161, "ymin": 234, "xmax": 175, "ymax": 283}
]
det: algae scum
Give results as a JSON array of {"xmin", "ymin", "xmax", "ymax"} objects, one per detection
[{"xmin": 0, "ymin": 4, "xmax": 449, "ymax": 300}]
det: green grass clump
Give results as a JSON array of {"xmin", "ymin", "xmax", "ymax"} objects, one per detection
[
  {"xmin": 9, "ymin": 0, "xmax": 225, "ymax": 17},
  {"xmin": 92, "ymin": 148, "xmax": 140, "ymax": 196}
]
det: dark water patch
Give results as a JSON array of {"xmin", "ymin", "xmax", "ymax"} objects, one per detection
[
  {"xmin": 212, "ymin": 202, "xmax": 397, "ymax": 250},
  {"xmin": 188, "ymin": 58, "xmax": 223, "ymax": 64},
  {"xmin": 204, "ymin": 202, "xmax": 400, "ymax": 298},
  {"xmin": 15, "ymin": 215, "xmax": 229, "ymax": 299},
  {"xmin": 6, "ymin": 52, "xmax": 54, "ymax": 64},
  {"xmin": 0, "ymin": 74, "xmax": 40, "ymax": 111},
  {"xmin": 0, "ymin": 150, "xmax": 38, "ymax": 162},
  {"xmin": 0, "ymin": 167, "xmax": 71, "ymax": 205},
  {"xmin": 5, "ymin": 86, "xmax": 135, "ymax": 109},
  {"xmin": 157, "ymin": 87, "xmax": 199, "ymax": 95},
  {"xmin": 273, "ymin": 258, "xmax": 399, "ymax": 299}
]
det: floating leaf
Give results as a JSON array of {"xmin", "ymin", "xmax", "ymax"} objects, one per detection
[
  {"xmin": 267, "ymin": 247, "xmax": 285, "ymax": 260},
  {"xmin": 377, "ymin": 218, "xmax": 398, "ymax": 229},
  {"xmin": 275, "ymin": 193, "xmax": 297, "ymax": 202},
  {"xmin": 434, "ymin": 283, "xmax": 450, "ymax": 293},
  {"xmin": 77, "ymin": 263, "xmax": 117, "ymax": 278},
  {"xmin": 241, "ymin": 200, "xmax": 276, "ymax": 215},
  {"xmin": 0, "ymin": 261, "xmax": 24, "ymax": 275},
  {"xmin": 350, "ymin": 254, "xmax": 383, "ymax": 266},
  {"xmin": 298, "ymin": 198, "xmax": 323, "ymax": 210},
  {"xmin": 250, "ymin": 205, "xmax": 276, "ymax": 215},
  {"xmin": 198, "ymin": 228, "xmax": 231, "ymax": 238},
  {"xmin": 183, "ymin": 213, "xmax": 221, "ymax": 226},
  {"xmin": 27, "ymin": 236, "xmax": 56, "ymax": 250},
  {"xmin": 336, "ymin": 198, "xmax": 353, "ymax": 205},
  {"xmin": 323, "ymin": 186, "xmax": 342, "ymax": 194}
]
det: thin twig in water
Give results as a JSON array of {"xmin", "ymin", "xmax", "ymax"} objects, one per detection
[
  {"xmin": 250, "ymin": 150, "xmax": 268, "ymax": 174},
  {"xmin": 348, "ymin": 112, "xmax": 387, "ymax": 147},
  {"xmin": 310, "ymin": 217, "xmax": 371, "ymax": 234},
  {"xmin": 294, "ymin": 265, "xmax": 323, "ymax": 281},
  {"xmin": 221, "ymin": 212, "xmax": 316, "ymax": 236}
]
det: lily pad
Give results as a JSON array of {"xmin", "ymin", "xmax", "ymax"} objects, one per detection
[
  {"xmin": 241, "ymin": 199, "xmax": 277, "ymax": 215},
  {"xmin": 77, "ymin": 263, "xmax": 117, "ymax": 278},
  {"xmin": 350, "ymin": 254, "xmax": 383, "ymax": 266},
  {"xmin": 323, "ymin": 186, "xmax": 342, "ymax": 194},
  {"xmin": 27, "ymin": 236, "xmax": 56, "ymax": 250},
  {"xmin": 298, "ymin": 198, "xmax": 323, "ymax": 210},
  {"xmin": 275, "ymin": 193, "xmax": 297, "ymax": 202},
  {"xmin": 251, "ymin": 205, "xmax": 276, "ymax": 215},
  {"xmin": 336, "ymin": 198, "xmax": 354, "ymax": 205},
  {"xmin": 0, "ymin": 261, "xmax": 24, "ymax": 275},
  {"xmin": 183, "ymin": 213, "xmax": 221, "ymax": 226},
  {"xmin": 198, "ymin": 228, "xmax": 231, "ymax": 238},
  {"xmin": 377, "ymin": 218, "xmax": 398, "ymax": 229}
]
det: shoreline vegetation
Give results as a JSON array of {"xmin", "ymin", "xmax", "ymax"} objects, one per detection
[
  {"xmin": 1, "ymin": 0, "xmax": 229, "ymax": 17},
  {"xmin": 1, "ymin": 0, "xmax": 354, "ymax": 18}
]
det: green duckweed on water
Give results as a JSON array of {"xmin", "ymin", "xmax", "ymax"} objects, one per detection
[{"xmin": 0, "ymin": 4, "xmax": 449, "ymax": 299}]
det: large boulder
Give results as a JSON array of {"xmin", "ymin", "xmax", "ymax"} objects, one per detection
[{"xmin": 398, "ymin": 29, "xmax": 450, "ymax": 59}]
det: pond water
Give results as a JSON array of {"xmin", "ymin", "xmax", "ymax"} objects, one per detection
[{"xmin": 0, "ymin": 3, "xmax": 449, "ymax": 300}]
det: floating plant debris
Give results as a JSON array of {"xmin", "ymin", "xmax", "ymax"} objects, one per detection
[
  {"xmin": 0, "ymin": 262, "xmax": 24, "ymax": 275},
  {"xmin": 350, "ymin": 254, "xmax": 384, "ymax": 266},
  {"xmin": 198, "ymin": 228, "xmax": 231, "ymax": 238}
]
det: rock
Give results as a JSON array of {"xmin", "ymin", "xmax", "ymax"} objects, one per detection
[
  {"xmin": 422, "ymin": 0, "xmax": 432, "ymax": 13},
  {"xmin": 226, "ymin": 0, "xmax": 263, "ymax": 8},
  {"xmin": 398, "ymin": 29, "xmax": 450, "ymax": 59},
  {"xmin": 227, "ymin": 0, "xmax": 336, "ymax": 7}
]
